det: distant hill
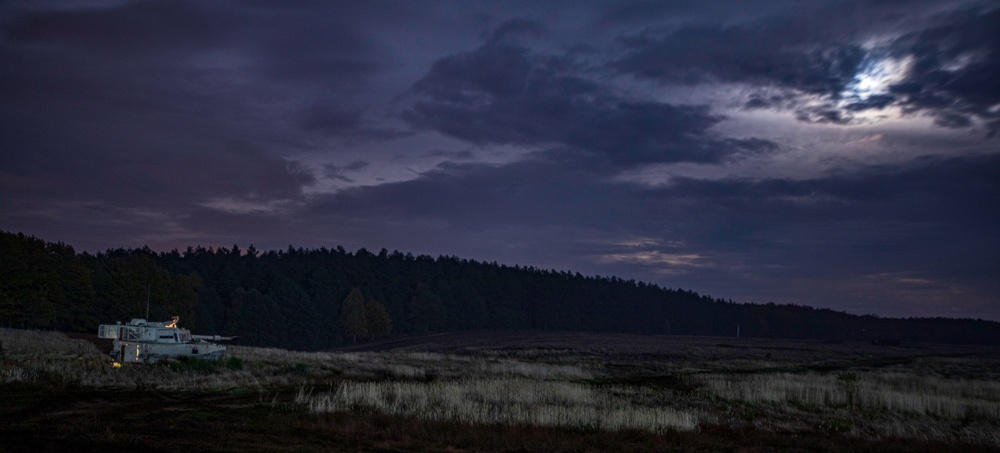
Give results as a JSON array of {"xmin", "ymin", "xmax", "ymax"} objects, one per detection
[{"xmin": 2, "ymin": 230, "xmax": 999, "ymax": 348}]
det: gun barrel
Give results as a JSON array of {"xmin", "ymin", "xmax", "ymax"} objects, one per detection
[{"xmin": 191, "ymin": 334, "xmax": 236, "ymax": 341}]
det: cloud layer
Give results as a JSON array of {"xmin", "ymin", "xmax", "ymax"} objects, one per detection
[{"xmin": 1, "ymin": 0, "xmax": 997, "ymax": 320}]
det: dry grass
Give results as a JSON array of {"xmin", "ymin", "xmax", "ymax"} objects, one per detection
[
  {"xmin": 4, "ymin": 327, "xmax": 1000, "ymax": 447},
  {"xmin": 696, "ymin": 371, "xmax": 1000, "ymax": 419},
  {"xmin": 0, "ymin": 329, "xmax": 595, "ymax": 390},
  {"xmin": 1, "ymin": 328, "xmax": 107, "ymax": 384},
  {"xmin": 297, "ymin": 378, "xmax": 697, "ymax": 432}
]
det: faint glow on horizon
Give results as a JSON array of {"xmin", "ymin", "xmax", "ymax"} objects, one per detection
[
  {"xmin": 597, "ymin": 250, "xmax": 710, "ymax": 274},
  {"xmin": 606, "ymin": 237, "xmax": 685, "ymax": 249},
  {"xmin": 199, "ymin": 196, "xmax": 294, "ymax": 215}
]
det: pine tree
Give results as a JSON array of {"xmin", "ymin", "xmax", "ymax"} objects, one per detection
[
  {"xmin": 407, "ymin": 284, "xmax": 446, "ymax": 335},
  {"xmin": 365, "ymin": 299, "xmax": 392, "ymax": 340},
  {"xmin": 342, "ymin": 288, "xmax": 367, "ymax": 343}
]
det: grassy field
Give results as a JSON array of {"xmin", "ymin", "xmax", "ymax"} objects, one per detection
[{"xmin": 2, "ymin": 328, "xmax": 1000, "ymax": 452}]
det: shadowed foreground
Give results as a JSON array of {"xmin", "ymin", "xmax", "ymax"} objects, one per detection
[
  {"xmin": 3, "ymin": 329, "xmax": 1000, "ymax": 451},
  {"xmin": 3, "ymin": 386, "xmax": 991, "ymax": 453}
]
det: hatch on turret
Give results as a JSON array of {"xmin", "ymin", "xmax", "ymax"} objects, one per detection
[{"xmin": 97, "ymin": 324, "xmax": 119, "ymax": 339}]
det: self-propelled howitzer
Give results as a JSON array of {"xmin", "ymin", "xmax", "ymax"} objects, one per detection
[{"xmin": 97, "ymin": 317, "xmax": 236, "ymax": 364}]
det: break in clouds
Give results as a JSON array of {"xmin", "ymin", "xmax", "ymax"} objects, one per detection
[{"xmin": 0, "ymin": 0, "xmax": 997, "ymax": 320}]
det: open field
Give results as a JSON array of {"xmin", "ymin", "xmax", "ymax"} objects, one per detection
[{"xmin": 3, "ymin": 328, "xmax": 1000, "ymax": 452}]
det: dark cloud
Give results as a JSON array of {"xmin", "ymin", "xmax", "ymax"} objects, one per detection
[
  {"xmin": 887, "ymin": 7, "xmax": 1000, "ymax": 133},
  {"xmin": 1, "ymin": 1, "xmax": 236, "ymax": 53},
  {"xmin": 612, "ymin": 2, "xmax": 1000, "ymax": 133},
  {"xmin": 310, "ymin": 158, "xmax": 598, "ymax": 232},
  {"xmin": 597, "ymin": 1, "xmax": 698, "ymax": 26},
  {"xmin": 609, "ymin": 11, "xmax": 882, "ymax": 127},
  {"xmin": 0, "ymin": 0, "xmax": 392, "ymax": 211},
  {"xmin": 487, "ymin": 18, "xmax": 545, "ymax": 44},
  {"xmin": 743, "ymin": 92, "xmax": 799, "ymax": 110},
  {"xmin": 300, "ymin": 105, "xmax": 363, "ymax": 135},
  {"xmin": 613, "ymin": 18, "xmax": 865, "ymax": 97},
  {"xmin": 0, "ymin": 0, "xmax": 395, "ymax": 131},
  {"xmin": 254, "ymin": 19, "xmax": 382, "ymax": 87},
  {"xmin": 404, "ymin": 29, "xmax": 774, "ymax": 165},
  {"xmin": 595, "ymin": 0, "xmax": 807, "ymax": 28},
  {"xmin": 655, "ymin": 152, "xmax": 999, "ymax": 225},
  {"xmin": 932, "ymin": 112, "xmax": 974, "ymax": 129},
  {"xmin": 843, "ymin": 94, "xmax": 896, "ymax": 111},
  {"xmin": 323, "ymin": 161, "xmax": 370, "ymax": 183},
  {"xmin": 312, "ymin": 147, "xmax": 999, "ymax": 252},
  {"xmin": 795, "ymin": 107, "xmax": 852, "ymax": 125}
]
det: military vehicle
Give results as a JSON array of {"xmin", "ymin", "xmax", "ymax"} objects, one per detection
[{"xmin": 98, "ymin": 317, "xmax": 236, "ymax": 364}]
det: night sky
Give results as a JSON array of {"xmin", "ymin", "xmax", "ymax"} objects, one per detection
[{"xmin": 1, "ymin": 1, "xmax": 998, "ymax": 320}]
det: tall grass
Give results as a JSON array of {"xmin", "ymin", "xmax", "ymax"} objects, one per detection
[
  {"xmin": 297, "ymin": 378, "xmax": 698, "ymax": 432},
  {"xmin": 0, "ymin": 329, "xmax": 594, "ymax": 390},
  {"xmin": 695, "ymin": 371, "xmax": 1000, "ymax": 419},
  {"xmin": 1, "ymin": 328, "xmax": 107, "ymax": 383},
  {"xmin": 0, "ymin": 328, "xmax": 303, "ymax": 389}
]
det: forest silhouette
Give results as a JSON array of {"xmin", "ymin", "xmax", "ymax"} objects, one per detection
[{"xmin": 2, "ymin": 230, "xmax": 998, "ymax": 348}]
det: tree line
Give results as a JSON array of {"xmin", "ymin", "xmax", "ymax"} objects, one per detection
[{"xmin": 2, "ymin": 230, "xmax": 999, "ymax": 348}]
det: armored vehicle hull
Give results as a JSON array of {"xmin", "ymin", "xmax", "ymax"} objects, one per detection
[{"xmin": 98, "ymin": 317, "xmax": 235, "ymax": 364}]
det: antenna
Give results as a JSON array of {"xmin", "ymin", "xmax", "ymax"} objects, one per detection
[{"xmin": 146, "ymin": 284, "xmax": 150, "ymax": 320}]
